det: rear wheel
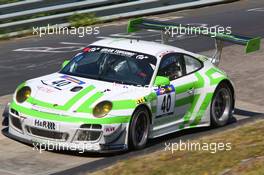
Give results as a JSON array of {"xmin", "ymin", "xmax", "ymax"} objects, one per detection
[
  {"xmin": 211, "ymin": 83, "xmax": 233, "ymax": 127},
  {"xmin": 128, "ymin": 107, "xmax": 150, "ymax": 150}
]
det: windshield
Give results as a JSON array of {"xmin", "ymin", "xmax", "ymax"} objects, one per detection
[{"xmin": 60, "ymin": 46, "xmax": 157, "ymax": 86}]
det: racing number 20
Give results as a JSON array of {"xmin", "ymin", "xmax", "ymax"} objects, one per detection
[{"xmin": 161, "ymin": 94, "xmax": 171, "ymax": 113}]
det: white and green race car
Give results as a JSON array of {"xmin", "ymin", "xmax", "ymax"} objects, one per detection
[{"xmin": 2, "ymin": 18, "xmax": 261, "ymax": 152}]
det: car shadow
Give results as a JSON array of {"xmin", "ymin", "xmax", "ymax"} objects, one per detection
[{"xmin": 234, "ymin": 108, "xmax": 263, "ymax": 117}]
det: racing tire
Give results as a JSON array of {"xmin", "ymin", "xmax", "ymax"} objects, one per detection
[
  {"xmin": 128, "ymin": 107, "xmax": 150, "ymax": 150},
  {"xmin": 210, "ymin": 83, "xmax": 233, "ymax": 127}
]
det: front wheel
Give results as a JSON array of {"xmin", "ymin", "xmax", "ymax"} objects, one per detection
[
  {"xmin": 210, "ymin": 83, "xmax": 233, "ymax": 127},
  {"xmin": 128, "ymin": 107, "xmax": 150, "ymax": 150}
]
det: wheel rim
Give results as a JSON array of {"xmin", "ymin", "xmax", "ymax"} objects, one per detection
[
  {"xmin": 212, "ymin": 88, "xmax": 231, "ymax": 122},
  {"xmin": 132, "ymin": 112, "xmax": 149, "ymax": 147}
]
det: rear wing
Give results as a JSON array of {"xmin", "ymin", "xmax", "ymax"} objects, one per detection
[{"xmin": 127, "ymin": 18, "xmax": 261, "ymax": 65}]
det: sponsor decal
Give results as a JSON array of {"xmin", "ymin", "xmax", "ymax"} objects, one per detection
[
  {"xmin": 90, "ymin": 47, "xmax": 100, "ymax": 52},
  {"xmin": 88, "ymin": 46, "xmax": 157, "ymax": 67},
  {"xmin": 82, "ymin": 47, "xmax": 91, "ymax": 52},
  {"xmin": 104, "ymin": 126, "xmax": 116, "ymax": 133},
  {"xmin": 60, "ymin": 75, "xmax": 85, "ymax": 85},
  {"xmin": 155, "ymin": 85, "xmax": 175, "ymax": 96},
  {"xmin": 155, "ymin": 85, "xmax": 176, "ymax": 118},
  {"xmin": 136, "ymin": 55, "xmax": 148, "ymax": 59},
  {"xmin": 37, "ymin": 86, "xmax": 55, "ymax": 93},
  {"xmin": 100, "ymin": 48, "xmax": 136, "ymax": 57},
  {"xmin": 136, "ymin": 97, "xmax": 146, "ymax": 104},
  {"xmin": 34, "ymin": 119, "xmax": 56, "ymax": 130}
]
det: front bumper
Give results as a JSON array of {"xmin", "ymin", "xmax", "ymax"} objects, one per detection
[
  {"xmin": 4, "ymin": 106, "xmax": 129, "ymax": 153},
  {"xmin": 2, "ymin": 103, "xmax": 9, "ymax": 126}
]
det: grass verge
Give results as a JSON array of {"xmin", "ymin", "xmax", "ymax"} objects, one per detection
[
  {"xmin": 91, "ymin": 119, "xmax": 264, "ymax": 175},
  {"xmin": 68, "ymin": 13, "xmax": 99, "ymax": 27},
  {"xmin": 0, "ymin": 13, "xmax": 100, "ymax": 40},
  {"xmin": 0, "ymin": 0, "xmax": 22, "ymax": 5}
]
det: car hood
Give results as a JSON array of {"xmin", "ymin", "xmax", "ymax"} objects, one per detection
[{"xmin": 25, "ymin": 73, "xmax": 151, "ymax": 111}]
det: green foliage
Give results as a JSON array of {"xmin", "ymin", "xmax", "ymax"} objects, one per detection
[
  {"xmin": 69, "ymin": 13, "xmax": 98, "ymax": 27},
  {"xmin": 0, "ymin": 0, "xmax": 22, "ymax": 5}
]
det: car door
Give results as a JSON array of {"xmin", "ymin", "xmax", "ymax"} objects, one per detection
[{"xmin": 152, "ymin": 52, "xmax": 202, "ymax": 134}]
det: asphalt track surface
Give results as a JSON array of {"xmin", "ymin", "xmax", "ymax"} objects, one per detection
[
  {"xmin": 0, "ymin": 0, "xmax": 264, "ymax": 174},
  {"xmin": 0, "ymin": 0, "xmax": 263, "ymax": 96}
]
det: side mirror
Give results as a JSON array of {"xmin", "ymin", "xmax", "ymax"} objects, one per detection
[
  {"xmin": 61, "ymin": 60, "xmax": 70, "ymax": 69},
  {"xmin": 154, "ymin": 76, "xmax": 170, "ymax": 87}
]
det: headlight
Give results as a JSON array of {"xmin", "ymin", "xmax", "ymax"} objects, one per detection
[
  {"xmin": 93, "ymin": 101, "xmax": 112, "ymax": 118},
  {"xmin": 16, "ymin": 86, "xmax": 31, "ymax": 103}
]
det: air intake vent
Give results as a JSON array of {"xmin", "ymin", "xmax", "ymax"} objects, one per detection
[
  {"xmin": 70, "ymin": 86, "xmax": 83, "ymax": 92},
  {"xmin": 26, "ymin": 126, "xmax": 69, "ymax": 141},
  {"xmin": 76, "ymin": 130, "xmax": 101, "ymax": 141},
  {"xmin": 10, "ymin": 115, "xmax": 22, "ymax": 130},
  {"xmin": 10, "ymin": 108, "xmax": 19, "ymax": 116},
  {"xmin": 80, "ymin": 124, "xmax": 102, "ymax": 129}
]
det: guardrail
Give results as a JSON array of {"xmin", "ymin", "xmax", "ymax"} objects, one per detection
[
  {"xmin": 0, "ymin": 0, "xmax": 110, "ymax": 21},
  {"xmin": 0, "ymin": 0, "xmax": 103, "ymax": 14},
  {"xmin": 0, "ymin": 0, "xmax": 235, "ymax": 38},
  {"xmin": 0, "ymin": 0, "xmax": 159, "ymax": 32},
  {"xmin": 0, "ymin": 0, "xmax": 41, "ymax": 9}
]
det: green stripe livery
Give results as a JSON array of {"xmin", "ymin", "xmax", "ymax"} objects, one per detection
[{"xmin": 11, "ymin": 102, "xmax": 131, "ymax": 124}]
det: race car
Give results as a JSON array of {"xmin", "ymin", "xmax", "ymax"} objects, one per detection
[{"xmin": 2, "ymin": 18, "xmax": 261, "ymax": 152}]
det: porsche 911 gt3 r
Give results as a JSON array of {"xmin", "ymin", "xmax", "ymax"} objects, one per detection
[{"xmin": 2, "ymin": 18, "xmax": 261, "ymax": 152}]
